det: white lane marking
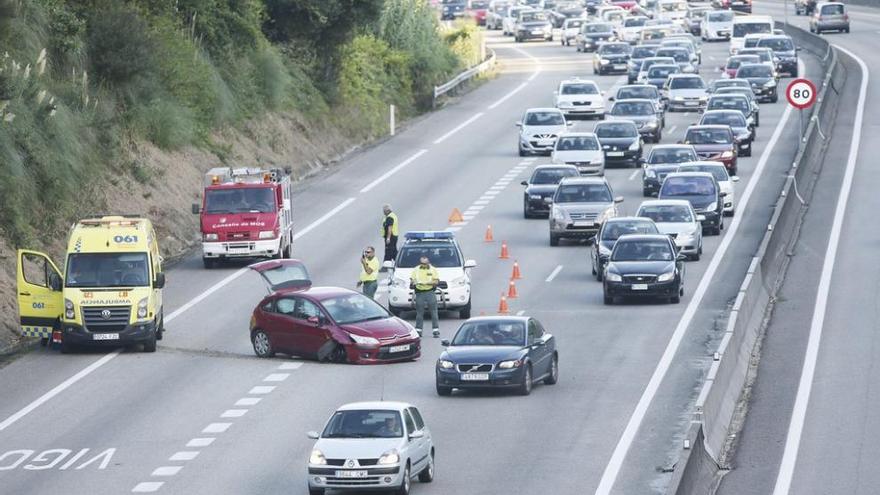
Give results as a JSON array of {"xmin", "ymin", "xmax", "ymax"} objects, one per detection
[
  {"xmin": 186, "ymin": 438, "xmax": 215, "ymax": 448},
  {"xmin": 132, "ymin": 482, "xmax": 164, "ymax": 493},
  {"xmin": 248, "ymin": 386, "xmax": 275, "ymax": 394},
  {"xmin": 516, "ymin": 310, "xmax": 526, "ymax": 316},
  {"xmin": 169, "ymin": 451, "xmax": 199, "ymax": 462},
  {"xmin": 545, "ymin": 265, "xmax": 563, "ymax": 282},
  {"xmin": 488, "ymin": 83, "xmax": 528, "ymax": 109},
  {"xmin": 0, "ymin": 351, "xmax": 120, "ymax": 432},
  {"xmin": 489, "ymin": 185, "xmax": 506, "ymax": 190},
  {"xmin": 263, "ymin": 373, "xmax": 289, "ymax": 382},
  {"xmin": 235, "ymin": 397, "xmax": 261, "ymax": 406},
  {"xmin": 628, "ymin": 169, "xmax": 640, "ymax": 181},
  {"xmin": 594, "ymin": 61, "xmax": 802, "ymax": 495},
  {"xmin": 277, "ymin": 362, "xmax": 303, "ymax": 370},
  {"xmin": 450, "ymin": 221, "xmax": 468, "ymax": 227},
  {"xmin": 433, "ymin": 113, "xmax": 485, "ymax": 144},
  {"xmin": 668, "ymin": 125, "xmax": 677, "ymax": 134},
  {"xmin": 484, "ymin": 191, "xmax": 501, "ymax": 196},
  {"xmin": 462, "ymin": 215, "xmax": 477, "ymax": 221},
  {"xmin": 467, "ymin": 205, "xmax": 485, "ymax": 212},
  {"xmin": 152, "ymin": 466, "xmax": 183, "ymax": 477},
  {"xmin": 221, "ymin": 409, "xmax": 248, "ymax": 418},
  {"xmin": 293, "ymin": 198, "xmax": 357, "ymax": 241},
  {"xmin": 773, "ymin": 48, "xmax": 868, "ymax": 495},
  {"xmin": 444, "ymin": 226, "xmax": 462, "ymax": 232},
  {"xmin": 359, "ymin": 150, "xmax": 429, "ymax": 193},
  {"xmin": 202, "ymin": 423, "xmax": 232, "ymax": 434},
  {"xmin": 479, "ymin": 196, "xmax": 493, "ymax": 201},
  {"xmin": 474, "ymin": 200, "xmax": 491, "ymax": 206}
]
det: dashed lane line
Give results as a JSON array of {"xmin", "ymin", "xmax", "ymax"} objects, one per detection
[{"xmin": 545, "ymin": 265, "xmax": 563, "ymax": 283}]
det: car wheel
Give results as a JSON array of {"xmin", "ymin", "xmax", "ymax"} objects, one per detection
[
  {"xmin": 252, "ymin": 330, "xmax": 275, "ymax": 358},
  {"xmin": 142, "ymin": 330, "xmax": 157, "ymax": 353},
  {"xmin": 596, "ymin": 264, "xmax": 604, "ymax": 281},
  {"xmin": 544, "ymin": 354, "xmax": 559, "ymax": 385},
  {"xmin": 755, "ymin": 114, "xmax": 760, "ymax": 127},
  {"xmin": 791, "ymin": 68, "xmax": 799, "ymax": 77},
  {"xmin": 845, "ymin": 27, "xmax": 850, "ymax": 33},
  {"xmin": 603, "ymin": 288, "xmax": 613, "ymax": 305},
  {"xmin": 419, "ymin": 451, "xmax": 435, "ymax": 482},
  {"xmin": 436, "ymin": 384, "xmax": 453, "ymax": 396},
  {"xmin": 550, "ymin": 234, "xmax": 559, "ymax": 247},
  {"xmin": 396, "ymin": 464, "xmax": 411, "ymax": 495},
  {"xmin": 459, "ymin": 300, "xmax": 471, "ymax": 319},
  {"xmin": 60, "ymin": 339, "xmax": 75, "ymax": 354},
  {"xmin": 518, "ymin": 365, "xmax": 533, "ymax": 396},
  {"xmin": 308, "ymin": 486, "xmax": 325, "ymax": 495},
  {"xmin": 202, "ymin": 257, "xmax": 215, "ymax": 269},
  {"xmin": 770, "ymin": 93, "xmax": 778, "ymax": 103},
  {"xmin": 655, "ymin": 130, "xmax": 662, "ymax": 143},
  {"xmin": 671, "ymin": 293, "xmax": 681, "ymax": 304},
  {"xmin": 691, "ymin": 251, "xmax": 701, "ymax": 261},
  {"xmin": 643, "ymin": 188, "xmax": 652, "ymax": 197},
  {"xmin": 523, "ymin": 202, "xmax": 531, "ymax": 219},
  {"xmin": 518, "ymin": 146, "xmax": 527, "ymax": 157}
]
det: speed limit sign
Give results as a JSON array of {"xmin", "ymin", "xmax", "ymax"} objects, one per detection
[{"xmin": 786, "ymin": 78, "xmax": 817, "ymax": 109}]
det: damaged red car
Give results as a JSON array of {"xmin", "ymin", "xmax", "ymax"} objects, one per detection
[{"xmin": 248, "ymin": 259, "xmax": 421, "ymax": 364}]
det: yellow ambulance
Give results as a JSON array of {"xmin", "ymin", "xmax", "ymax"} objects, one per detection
[{"xmin": 16, "ymin": 215, "xmax": 166, "ymax": 352}]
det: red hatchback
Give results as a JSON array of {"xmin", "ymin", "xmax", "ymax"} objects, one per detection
[{"xmin": 248, "ymin": 260, "xmax": 421, "ymax": 364}]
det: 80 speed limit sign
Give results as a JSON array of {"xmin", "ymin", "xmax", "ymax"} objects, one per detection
[{"xmin": 786, "ymin": 78, "xmax": 817, "ymax": 109}]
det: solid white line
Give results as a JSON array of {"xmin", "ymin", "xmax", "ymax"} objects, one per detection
[
  {"xmin": 202, "ymin": 423, "xmax": 232, "ymax": 434},
  {"xmin": 293, "ymin": 198, "xmax": 356, "ymax": 241},
  {"xmin": 773, "ymin": 47, "xmax": 868, "ymax": 495},
  {"xmin": 152, "ymin": 466, "xmax": 183, "ymax": 477},
  {"xmin": 221, "ymin": 409, "xmax": 248, "ymax": 418},
  {"xmin": 595, "ymin": 62, "xmax": 800, "ymax": 495},
  {"xmin": 132, "ymin": 482, "xmax": 164, "ymax": 493},
  {"xmin": 277, "ymin": 362, "xmax": 303, "ymax": 370},
  {"xmin": 433, "ymin": 113, "xmax": 485, "ymax": 144},
  {"xmin": 359, "ymin": 150, "xmax": 429, "ymax": 193},
  {"xmin": 263, "ymin": 373, "xmax": 289, "ymax": 382},
  {"xmin": 545, "ymin": 265, "xmax": 563, "ymax": 282},
  {"xmin": 444, "ymin": 226, "xmax": 462, "ymax": 232},
  {"xmin": 169, "ymin": 451, "xmax": 199, "ymax": 462},
  {"xmin": 628, "ymin": 169, "xmax": 640, "ymax": 181},
  {"xmin": 248, "ymin": 385, "xmax": 275, "ymax": 394},
  {"xmin": 186, "ymin": 438, "xmax": 215, "ymax": 448},
  {"xmin": 488, "ymin": 83, "xmax": 528, "ymax": 109}
]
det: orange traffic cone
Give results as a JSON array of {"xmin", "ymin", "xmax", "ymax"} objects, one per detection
[
  {"xmin": 484, "ymin": 225, "xmax": 494, "ymax": 242},
  {"xmin": 498, "ymin": 293, "xmax": 510, "ymax": 314},
  {"xmin": 479, "ymin": 311, "xmax": 486, "ymax": 316},
  {"xmin": 507, "ymin": 280, "xmax": 518, "ymax": 299},
  {"xmin": 448, "ymin": 208, "xmax": 464, "ymax": 224},
  {"xmin": 499, "ymin": 241, "xmax": 510, "ymax": 259},
  {"xmin": 511, "ymin": 260, "xmax": 522, "ymax": 280}
]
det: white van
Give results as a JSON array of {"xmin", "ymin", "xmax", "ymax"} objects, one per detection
[
  {"xmin": 730, "ymin": 15, "xmax": 774, "ymax": 54},
  {"xmin": 657, "ymin": 0, "xmax": 688, "ymax": 23}
]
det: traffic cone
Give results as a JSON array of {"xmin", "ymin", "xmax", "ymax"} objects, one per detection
[
  {"xmin": 479, "ymin": 311, "xmax": 486, "ymax": 316},
  {"xmin": 498, "ymin": 293, "xmax": 510, "ymax": 314},
  {"xmin": 484, "ymin": 225, "xmax": 494, "ymax": 242},
  {"xmin": 511, "ymin": 260, "xmax": 522, "ymax": 280},
  {"xmin": 448, "ymin": 208, "xmax": 464, "ymax": 224},
  {"xmin": 507, "ymin": 280, "xmax": 518, "ymax": 299},
  {"xmin": 499, "ymin": 241, "xmax": 510, "ymax": 259}
]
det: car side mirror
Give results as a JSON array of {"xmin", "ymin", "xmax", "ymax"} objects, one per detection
[
  {"xmin": 307, "ymin": 316, "xmax": 322, "ymax": 326},
  {"xmin": 49, "ymin": 272, "xmax": 63, "ymax": 292},
  {"xmin": 608, "ymin": 96, "xmax": 616, "ymax": 101},
  {"xmin": 464, "ymin": 259, "xmax": 477, "ymax": 269},
  {"xmin": 731, "ymin": 175, "xmax": 740, "ymax": 182},
  {"xmin": 697, "ymin": 214, "xmax": 706, "ymax": 222},
  {"xmin": 382, "ymin": 260, "xmax": 395, "ymax": 269},
  {"xmin": 409, "ymin": 430, "xmax": 425, "ymax": 440},
  {"xmin": 307, "ymin": 431, "xmax": 320, "ymax": 440},
  {"xmin": 544, "ymin": 197, "xmax": 554, "ymax": 204},
  {"xmin": 719, "ymin": 191, "xmax": 728, "ymax": 197},
  {"xmin": 440, "ymin": 339, "xmax": 451, "ymax": 347},
  {"xmin": 153, "ymin": 272, "xmax": 166, "ymax": 289},
  {"xmin": 191, "ymin": 203, "xmax": 200, "ymax": 214},
  {"xmin": 515, "ymin": 122, "xmax": 523, "ymax": 127},
  {"xmin": 614, "ymin": 196, "xmax": 624, "ymax": 203},
  {"xmin": 566, "ymin": 121, "xmax": 575, "ymax": 126},
  {"xmin": 521, "ymin": 180, "xmax": 529, "ymax": 186},
  {"xmin": 676, "ymin": 253, "xmax": 688, "ymax": 261},
  {"xmin": 676, "ymin": 140, "xmax": 683, "ymax": 144}
]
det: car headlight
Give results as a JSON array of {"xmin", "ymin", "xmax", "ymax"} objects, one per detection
[
  {"xmin": 601, "ymin": 58, "xmax": 610, "ymax": 65},
  {"xmin": 378, "ymin": 450, "xmax": 400, "ymax": 465},
  {"xmin": 674, "ymin": 96, "xmax": 684, "ymax": 101},
  {"xmin": 764, "ymin": 80, "xmax": 776, "ymax": 88},
  {"xmin": 552, "ymin": 206, "xmax": 566, "ymax": 222},
  {"xmin": 644, "ymin": 120, "xmax": 658, "ymax": 129},
  {"xmin": 258, "ymin": 230, "xmax": 275, "ymax": 239},
  {"xmin": 392, "ymin": 277, "xmax": 407, "ymax": 288},
  {"xmin": 645, "ymin": 168, "xmax": 656, "ymax": 178},
  {"xmin": 498, "ymin": 359, "xmax": 522, "ymax": 369},
  {"xmin": 738, "ymin": 132, "xmax": 751, "ymax": 141},
  {"xmin": 349, "ymin": 333, "xmax": 380, "ymax": 346},
  {"xmin": 203, "ymin": 233, "xmax": 218, "ymax": 241},
  {"xmin": 721, "ymin": 151, "xmax": 734, "ymax": 158},
  {"xmin": 137, "ymin": 297, "xmax": 149, "ymax": 319},
  {"xmin": 606, "ymin": 271, "xmax": 623, "ymax": 282},
  {"xmin": 450, "ymin": 275, "xmax": 468, "ymax": 287},
  {"xmin": 310, "ymin": 449, "xmax": 327, "ymax": 465},
  {"xmin": 705, "ymin": 201, "xmax": 717, "ymax": 211},
  {"xmin": 409, "ymin": 327, "xmax": 420, "ymax": 339},
  {"xmin": 628, "ymin": 140, "xmax": 640, "ymax": 151},
  {"xmin": 658, "ymin": 271, "xmax": 675, "ymax": 282},
  {"xmin": 65, "ymin": 299, "xmax": 75, "ymax": 320},
  {"xmin": 439, "ymin": 359, "xmax": 454, "ymax": 369},
  {"xmin": 558, "ymin": 101, "xmax": 574, "ymax": 108}
]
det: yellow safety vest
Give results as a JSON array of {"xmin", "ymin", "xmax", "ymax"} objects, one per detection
[
  {"xmin": 382, "ymin": 212, "xmax": 399, "ymax": 237},
  {"xmin": 360, "ymin": 257, "xmax": 380, "ymax": 282},
  {"xmin": 410, "ymin": 265, "xmax": 439, "ymax": 291}
]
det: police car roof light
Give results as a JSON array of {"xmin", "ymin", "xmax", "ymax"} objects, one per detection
[{"xmin": 404, "ymin": 231, "xmax": 454, "ymax": 240}]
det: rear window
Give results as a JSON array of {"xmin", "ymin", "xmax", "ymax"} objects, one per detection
[
  {"xmin": 625, "ymin": 17, "xmax": 647, "ymax": 27},
  {"xmin": 677, "ymin": 165, "xmax": 730, "ymax": 182},
  {"xmin": 661, "ymin": 176, "xmax": 717, "ymax": 196},
  {"xmin": 686, "ymin": 128, "xmax": 732, "ymax": 144},
  {"xmin": 599, "ymin": 43, "xmax": 632, "ymax": 55},
  {"xmin": 601, "ymin": 220, "xmax": 659, "ymax": 240},
  {"xmin": 821, "ymin": 4, "xmax": 845, "ymax": 15},
  {"xmin": 669, "ymin": 77, "xmax": 705, "ymax": 89},
  {"xmin": 532, "ymin": 167, "xmax": 580, "ymax": 184},
  {"xmin": 525, "ymin": 111, "xmax": 565, "ymax": 125},
  {"xmin": 648, "ymin": 148, "xmax": 696, "ymax": 164},
  {"xmin": 757, "ymin": 38, "xmax": 794, "ymax": 52},
  {"xmin": 556, "ymin": 135, "xmax": 600, "ymax": 151},
  {"xmin": 737, "ymin": 65, "xmax": 772, "ymax": 78},
  {"xmin": 707, "ymin": 11, "xmax": 733, "ymax": 22},
  {"xmin": 632, "ymin": 46, "xmax": 658, "ymax": 59},
  {"xmin": 584, "ymin": 23, "xmax": 613, "ymax": 33},
  {"xmin": 648, "ymin": 65, "xmax": 678, "ymax": 78},
  {"xmin": 555, "ymin": 183, "xmax": 613, "ymax": 203},
  {"xmin": 733, "ymin": 22, "xmax": 772, "ymax": 37},
  {"xmin": 702, "ymin": 112, "xmax": 746, "ymax": 127},
  {"xmin": 618, "ymin": 87, "xmax": 658, "ymax": 99},
  {"xmin": 657, "ymin": 49, "xmax": 689, "ymax": 62},
  {"xmin": 708, "ymin": 97, "xmax": 749, "ymax": 112},
  {"xmin": 611, "ymin": 101, "xmax": 654, "ymax": 116}
]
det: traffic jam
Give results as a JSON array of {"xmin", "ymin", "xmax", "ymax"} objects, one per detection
[{"xmin": 12, "ymin": 0, "xmax": 829, "ymax": 493}]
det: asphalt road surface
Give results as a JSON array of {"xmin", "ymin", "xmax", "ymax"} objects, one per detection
[{"xmin": 0, "ymin": 24, "xmax": 818, "ymax": 495}]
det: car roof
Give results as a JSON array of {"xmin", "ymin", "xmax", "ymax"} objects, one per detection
[
  {"xmin": 462, "ymin": 315, "xmax": 531, "ymax": 324},
  {"xmin": 651, "ymin": 144, "xmax": 695, "ymax": 150},
  {"xmin": 559, "ymin": 176, "xmax": 609, "ymax": 185},
  {"xmin": 338, "ymin": 401, "xmax": 414, "ymax": 412},
  {"xmin": 668, "ymin": 73, "xmax": 702, "ymax": 79},
  {"xmin": 558, "ymin": 131, "xmax": 598, "ymax": 137},
  {"xmin": 615, "ymin": 233, "xmax": 672, "ymax": 242},
  {"xmin": 619, "ymin": 84, "xmax": 658, "ymax": 90},
  {"xmin": 533, "ymin": 163, "xmax": 579, "ymax": 171},
  {"xmin": 711, "ymin": 92, "xmax": 750, "ymax": 100},
  {"xmin": 640, "ymin": 198, "xmax": 692, "ymax": 207},
  {"xmin": 560, "ymin": 78, "xmax": 598, "ymax": 86},
  {"xmin": 677, "ymin": 160, "xmax": 728, "ymax": 170},
  {"xmin": 613, "ymin": 98, "xmax": 654, "ymax": 104},
  {"xmin": 665, "ymin": 171, "xmax": 716, "ymax": 180},
  {"xmin": 525, "ymin": 107, "xmax": 564, "ymax": 113},
  {"xmin": 606, "ymin": 216, "xmax": 656, "ymax": 223},
  {"xmin": 702, "ymin": 109, "xmax": 745, "ymax": 118},
  {"xmin": 687, "ymin": 124, "xmax": 731, "ymax": 131}
]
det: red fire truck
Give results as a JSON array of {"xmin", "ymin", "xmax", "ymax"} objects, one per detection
[{"xmin": 192, "ymin": 167, "xmax": 293, "ymax": 268}]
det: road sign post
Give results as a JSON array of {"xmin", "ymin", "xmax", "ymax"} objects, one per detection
[{"xmin": 786, "ymin": 78, "xmax": 817, "ymax": 146}]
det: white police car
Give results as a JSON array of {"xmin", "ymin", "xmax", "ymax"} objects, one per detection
[{"xmin": 383, "ymin": 232, "xmax": 476, "ymax": 319}]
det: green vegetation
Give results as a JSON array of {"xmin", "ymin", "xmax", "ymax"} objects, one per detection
[{"xmin": 0, "ymin": 0, "xmax": 483, "ymax": 247}]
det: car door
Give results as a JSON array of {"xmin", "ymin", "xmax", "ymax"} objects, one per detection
[
  {"xmin": 408, "ymin": 407, "xmax": 432, "ymax": 466},
  {"xmin": 527, "ymin": 319, "xmax": 551, "ymax": 377},
  {"xmin": 403, "ymin": 409, "xmax": 428, "ymax": 473},
  {"xmin": 262, "ymin": 296, "xmax": 300, "ymax": 353},
  {"xmin": 291, "ymin": 297, "xmax": 334, "ymax": 358},
  {"xmin": 17, "ymin": 250, "xmax": 64, "ymax": 339}
]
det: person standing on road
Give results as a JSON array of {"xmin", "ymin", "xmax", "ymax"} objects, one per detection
[
  {"xmin": 357, "ymin": 246, "xmax": 380, "ymax": 299},
  {"xmin": 381, "ymin": 204, "xmax": 399, "ymax": 266},
  {"xmin": 410, "ymin": 255, "xmax": 440, "ymax": 338}
]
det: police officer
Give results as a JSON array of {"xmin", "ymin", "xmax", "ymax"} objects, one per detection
[
  {"xmin": 381, "ymin": 204, "xmax": 399, "ymax": 265},
  {"xmin": 357, "ymin": 246, "xmax": 380, "ymax": 299},
  {"xmin": 410, "ymin": 255, "xmax": 440, "ymax": 337}
]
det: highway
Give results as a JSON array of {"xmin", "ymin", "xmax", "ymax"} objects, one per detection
[
  {"xmin": 0, "ymin": 23, "xmax": 817, "ymax": 495},
  {"xmin": 718, "ymin": 2, "xmax": 880, "ymax": 494}
]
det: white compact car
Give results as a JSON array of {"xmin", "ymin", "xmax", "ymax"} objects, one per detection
[
  {"xmin": 676, "ymin": 161, "xmax": 739, "ymax": 215},
  {"xmin": 517, "ymin": 107, "xmax": 572, "ymax": 155},
  {"xmin": 554, "ymin": 78, "xmax": 605, "ymax": 119},
  {"xmin": 503, "ymin": 5, "xmax": 532, "ymax": 35},
  {"xmin": 617, "ymin": 15, "xmax": 649, "ymax": 44},
  {"xmin": 551, "ymin": 132, "xmax": 606, "ymax": 175},
  {"xmin": 701, "ymin": 10, "xmax": 733, "ymax": 41},
  {"xmin": 664, "ymin": 74, "xmax": 708, "ymax": 111},
  {"xmin": 307, "ymin": 402, "xmax": 434, "ymax": 495},
  {"xmin": 561, "ymin": 17, "xmax": 587, "ymax": 46},
  {"xmin": 384, "ymin": 231, "xmax": 475, "ymax": 319},
  {"xmin": 636, "ymin": 199, "xmax": 703, "ymax": 260}
]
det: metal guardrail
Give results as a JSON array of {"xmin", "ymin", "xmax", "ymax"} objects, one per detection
[{"xmin": 432, "ymin": 49, "xmax": 496, "ymax": 105}]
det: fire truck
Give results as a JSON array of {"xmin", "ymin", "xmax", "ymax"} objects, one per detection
[{"xmin": 192, "ymin": 167, "xmax": 294, "ymax": 268}]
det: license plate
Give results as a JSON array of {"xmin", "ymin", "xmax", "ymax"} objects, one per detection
[
  {"xmin": 92, "ymin": 333, "xmax": 119, "ymax": 340},
  {"xmin": 538, "ymin": 139, "xmax": 554, "ymax": 146},
  {"xmin": 631, "ymin": 284, "xmax": 649, "ymax": 290},
  {"xmin": 335, "ymin": 470, "xmax": 368, "ymax": 478},
  {"xmin": 614, "ymin": 64, "xmax": 627, "ymax": 70},
  {"xmin": 574, "ymin": 221, "xmax": 594, "ymax": 227},
  {"xmin": 388, "ymin": 344, "xmax": 410, "ymax": 353},
  {"xmin": 685, "ymin": 101, "xmax": 699, "ymax": 106},
  {"xmin": 461, "ymin": 373, "xmax": 489, "ymax": 381},
  {"xmin": 607, "ymin": 151, "xmax": 624, "ymax": 157},
  {"xmin": 532, "ymin": 30, "xmax": 544, "ymax": 35}
]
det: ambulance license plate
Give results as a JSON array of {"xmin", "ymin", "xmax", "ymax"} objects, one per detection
[{"xmin": 93, "ymin": 333, "xmax": 120, "ymax": 340}]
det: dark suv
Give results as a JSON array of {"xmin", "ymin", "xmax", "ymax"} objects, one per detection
[{"xmin": 658, "ymin": 171, "xmax": 725, "ymax": 234}]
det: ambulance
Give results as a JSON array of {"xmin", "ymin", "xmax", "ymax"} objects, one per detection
[{"xmin": 16, "ymin": 216, "xmax": 166, "ymax": 352}]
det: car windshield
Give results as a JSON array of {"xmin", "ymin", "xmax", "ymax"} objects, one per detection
[
  {"xmin": 611, "ymin": 240, "xmax": 674, "ymax": 261},
  {"xmin": 520, "ymin": 11, "xmax": 547, "ymax": 21},
  {"xmin": 532, "ymin": 167, "xmax": 580, "ymax": 184},
  {"xmin": 585, "ymin": 23, "xmax": 613, "ymax": 33},
  {"xmin": 738, "ymin": 65, "xmax": 772, "ymax": 78},
  {"xmin": 649, "ymin": 148, "xmax": 696, "ymax": 164},
  {"xmin": 66, "ymin": 252, "xmax": 150, "ymax": 288},
  {"xmin": 204, "ymin": 187, "xmax": 276, "ymax": 214},
  {"xmin": 596, "ymin": 123, "xmax": 638, "ymax": 137},
  {"xmin": 661, "ymin": 2, "xmax": 686, "ymax": 11},
  {"xmin": 525, "ymin": 111, "xmax": 565, "ymax": 125},
  {"xmin": 322, "ymin": 410, "xmax": 404, "ymax": 439},
  {"xmin": 638, "ymin": 204, "xmax": 693, "ymax": 223},
  {"xmin": 663, "ymin": 42, "xmax": 692, "ymax": 52},
  {"xmin": 758, "ymin": 38, "xmax": 794, "ymax": 52},
  {"xmin": 661, "ymin": 176, "xmax": 716, "ymax": 196},
  {"xmin": 686, "ymin": 128, "xmax": 731, "ymax": 144},
  {"xmin": 707, "ymin": 11, "xmax": 733, "ymax": 22},
  {"xmin": 602, "ymin": 220, "xmax": 658, "ymax": 240},
  {"xmin": 600, "ymin": 44, "xmax": 631, "ymax": 55},
  {"xmin": 625, "ymin": 17, "xmax": 647, "ymax": 27},
  {"xmin": 452, "ymin": 320, "xmax": 526, "ymax": 346},
  {"xmin": 670, "ymin": 77, "xmax": 705, "ymax": 89},
  {"xmin": 555, "ymin": 183, "xmax": 613, "ymax": 203},
  {"xmin": 561, "ymin": 83, "xmax": 599, "ymax": 95},
  {"xmin": 678, "ymin": 165, "xmax": 729, "ymax": 181},
  {"xmin": 632, "ymin": 46, "xmax": 657, "ymax": 59},
  {"xmin": 657, "ymin": 50, "xmax": 689, "ymax": 62},
  {"xmin": 733, "ymin": 22, "xmax": 771, "ymax": 37},
  {"xmin": 702, "ymin": 112, "xmax": 746, "ymax": 127},
  {"xmin": 618, "ymin": 87, "xmax": 658, "ymax": 99},
  {"xmin": 708, "ymin": 97, "xmax": 749, "ymax": 112},
  {"xmin": 556, "ymin": 136, "xmax": 600, "ymax": 151},
  {"xmin": 612, "ymin": 101, "xmax": 654, "ymax": 115},
  {"xmin": 689, "ymin": 9, "xmax": 708, "ymax": 18},
  {"xmin": 821, "ymin": 4, "xmax": 844, "ymax": 15},
  {"xmin": 322, "ymin": 293, "xmax": 390, "ymax": 325},
  {"xmin": 648, "ymin": 66, "xmax": 677, "ymax": 78},
  {"xmin": 397, "ymin": 242, "xmax": 462, "ymax": 268}
]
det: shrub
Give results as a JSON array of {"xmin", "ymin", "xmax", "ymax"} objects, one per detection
[{"xmin": 86, "ymin": 4, "xmax": 158, "ymax": 101}]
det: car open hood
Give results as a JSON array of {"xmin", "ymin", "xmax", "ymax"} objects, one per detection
[
  {"xmin": 314, "ymin": 438, "xmax": 403, "ymax": 460},
  {"xmin": 442, "ymin": 345, "xmax": 523, "ymax": 362}
]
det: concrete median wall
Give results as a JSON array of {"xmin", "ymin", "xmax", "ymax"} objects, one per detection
[{"xmin": 665, "ymin": 22, "xmax": 845, "ymax": 494}]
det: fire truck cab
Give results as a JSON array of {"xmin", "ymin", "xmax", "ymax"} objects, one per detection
[{"xmin": 193, "ymin": 167, "xmax": 294, "ymax": 268}]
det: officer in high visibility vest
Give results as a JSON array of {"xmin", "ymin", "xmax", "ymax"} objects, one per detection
[
  {"xmin": 357, "ymin": 246, "xmax": 380, "ymax": 299},
  {"xmin": 410, "ymin": 255, "xmax": 440, "ymax": 337},
  {"xmin": 381, "ymin": 204, "xmax": 399, "ymax": 265}
]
